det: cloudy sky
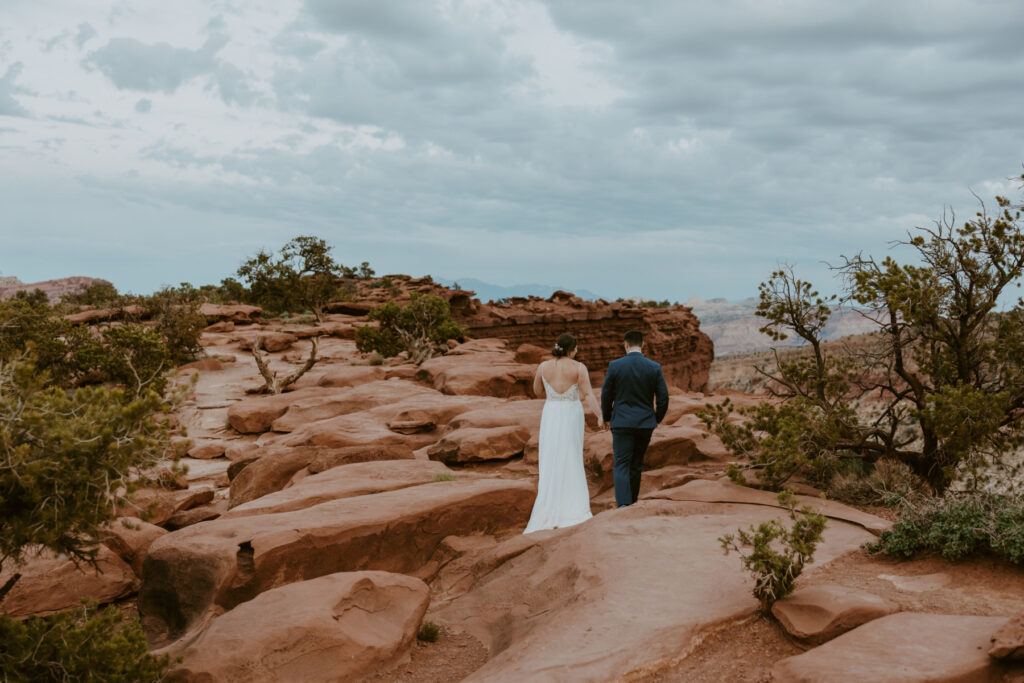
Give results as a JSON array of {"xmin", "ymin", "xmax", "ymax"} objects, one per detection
[{"xmin": 2, "ymin": 0, "xmax": 1023, "ymax": 301}]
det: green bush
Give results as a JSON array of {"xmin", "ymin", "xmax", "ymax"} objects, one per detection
[
  {"xmin": 355, "ymin": 293, "xmax": 465, "ymax": 365},
  {"xmin": 719, "ymin": 490, "xmax": 828, "ymax": 613},
  {"xmin": 0, "ymin": 601, "xmax": 174, "ymax": 682},
  {"xmin": 236, "ymin": 235, "xmax": 362, "ymax": 321},
  {"xmin": 144, "ymin": 283, "xmax": 206, "ymax": 364},
  {"xmin": 62, "ymin": 281, "xmax": 124, "ymax": 308},
  {"xmin": 0, "ymin": 357, "xmax": 172, "ymax": 575},
  {"xmin": 866, "ymin": 490, "xmax": 1024, "ymax": 563},
  {"xmin": 417, "ymin": 620, "xmax": 440, "ymax": 642}
]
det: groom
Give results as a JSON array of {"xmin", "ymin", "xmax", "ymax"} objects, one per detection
[{"xmin": 601, "ymin": 330, "xmax": 670, "ymax": 507}]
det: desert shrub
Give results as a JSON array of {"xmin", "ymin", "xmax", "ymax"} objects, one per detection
[
  {"xmin": 236, "ymin": 235, "xmax": 362, "ymax": 321},
  {"xmin": 94, "ymin": 325, "xmax": 171, "ymax": 397},
  {"xmin": 143, "ymin": 283, "xmax": 206, "ymax": 364},
  {"xmin": 358, "ymin": 261, "xmax": 375, "ymax": 279},
  {"xmin": 0, "ymin": 357, "xmax": 173, "ymax": 578},
  {"xmin": 367, "ymin": 351, "xmax": 385, "ymax": 366},
  {"xmin": 0, "ymin": 601, "xmax": 174, "ymax": 682},
  {"xmin": 433, "ymin": 473, "xmax": 457, "ymax": 482},
  {"xmin": 355, "ymin": 293, "xmax": 465, "ymax": 365},
  {"xmin": 702, "ymin": 175, "xmax": 1024, "ymax": 494},
  {"xmin": 417, "ymin": 620, "xmax": 440, "ymax": 642},
  {"xmin": 62, "ymin": 281, "xmax": 124, "ymax": 308},
  {"xmin": 719, "ymin": 490, "xmax": 827, "ymax": 613},
  {"xmin": 827, "ymin": 458, "xmax": 927, "ymax": 507},
  {"xmin": 866, "ymin": 490, "xmax": 1024, "ymax": 563}
]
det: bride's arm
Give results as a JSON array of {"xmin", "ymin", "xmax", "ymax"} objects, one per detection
[
  {"xmin": 577, "ymin": 363, "xmax": 604, "ymax": 427},
  {"xmin": 533, "ymin": 361, "xmax": 546, "ymax": 398}
]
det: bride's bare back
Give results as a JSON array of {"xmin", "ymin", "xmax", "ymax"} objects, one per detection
[{"xmin": 534, "ymin": 357, "xmax": 604, "ymax": 427}]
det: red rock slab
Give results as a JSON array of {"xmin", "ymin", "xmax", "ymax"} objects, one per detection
[
  {"xmin": 228, "ymin": 442, "xmax": 417, "ymax": 508},
  {"xmin": 199, "ymin": 303, "xmax": 261, "ymax": 323},
  {"xmin": 772, "ymin": 585, "xmax": 898, "ymax": 645},
  {"xmin": 165, "ymin": 572, "xmax": 429, "ymax": 682},
  {"xmin": 123, "ymin": 486, "xmax": 216, "ymax": 527},
  {"xmin": 991, "ymin": 614, "xmax": 1024, "ymax": 660},
  {"xmin": 314, "ymin": 365, "xmax": 386, "ymax": 387},
  {"xmin": 101, "ymin": 517, "xmax": 168, "ymax": 577},
  {"xmin": 427, "ymin": 426, "xmax": 531, "ymax": 464},
  {"xmin": 236, "ymin": 331, "xmax": 298, "ymax": 352},
  {"xmin": 772, "ymin": 613, "xmax": 1011, "ymax": 682},
  {"xmin": 648, "ymin": 478, "xmax": 891, "ymax": 536},
  {"xmin": 138, "ymin": 478, "xmax": 534, "ymax": 646},
  {"xmin": 416, "ymin": 350, "xmax": 537, "ymax": 399},
  {"xmin": 433, "ymin": 497, "xmax": 875, "ymax": 682},
  {"xmin": 0, "ymin": 546, "xmax": 138, "ymax": 618},
  {"xmin": 225, "ymin": 460, "xmax": 458, "ymax": 518},
  {"xmin": 186, "ymin": 441, "xmax": 227, "ymax": 459},
  {"xmin": 226, "ymin": 387, "xmax": 339, "ymax": 434},
  {"xmin": 268, "ymin": 380, "xmax": 439, "ymax": 432}
]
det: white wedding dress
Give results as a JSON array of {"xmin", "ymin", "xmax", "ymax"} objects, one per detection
[{"xmin": 523, "ymin": 377, "xmax": 593, "ymax": 533}]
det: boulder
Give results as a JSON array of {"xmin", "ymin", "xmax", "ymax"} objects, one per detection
[
  {"xmin": 226, "ymin": 387, "xmax": 337, "ymax": 434},
  {"xmin": 165, "ymin": 500, "xmax": 227, "ymax": 530},
  {"xmin": 772, "ymin": 613, "xmax": 1010, "ymax": 682},
  {"xmin": 990, "ymin": 614, "xmax": 1024, "ymax": 660},
  {"xmin": 199, "ymin": 303, "xmax": 262, "ymax": 323},
  {"xmin": 432, "ymin": 496, "xmax": 876, "ymax": 682},
  {"xmin": 237, "ymin": 331, "xmax": 297, "ymax": 352},
  {"xmin": 101, "ymin": 517, "xmax": 168, "ymax": 576},
  {"xmin": 0, "ymin": 546, "xmax": 137, "ymax": 618},
  {"xmin": 268, "ymin": 380, "xmax": 438, "ymax": 433},
  {"xmin": 315, "ymin": 366, "xmax": 386, "ymax": 388},
  {"xmin": 387, "ymin": 409, "xmax": 437, "ymax": 434},
  {"xmin": 178, "ymin": 358, "xmax": 225, "ymax": 373},
  {"xmin": 771, "ymin": 585, "xmax": 898, "ymax": 645},
  {"xmin": 202, "ymin": 320, "xmax": 234, "ymax": 333},
  {"xmin": 166, "ymin": 572, "xmax": 429, "ymax": 683},
  {"xmin": 514, "ymin": 343, "xmax": 549, "ymax": 364},
  {"xmin": 416, "ymin": 346, "xmax": 536, "ymax": 398},
  {"xmin": 230, "ymin": 443, "xmax": 416, "ymax": 508},
  {"xmin": 427, "ymin": 426, "xmax": 531, "ymax": 463},
  {"xmin": 225, "ymin": 460, "xmax": 457, "ymax": 518},
  {"xmin": 124, "ymin": 486, "xmax": 216, "ymax": 527},
  {"xmin": 186, "ymin": 441, "xmax": 226, "ymax": 460},
  {"xmin": 139, "ymin": 478, "xmax": 534, "ymax": 646}
]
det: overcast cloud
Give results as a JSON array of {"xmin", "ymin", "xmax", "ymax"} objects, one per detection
[{"xmin": 1, "ymin": 0, "xmax": 1023, "ymax": 301}]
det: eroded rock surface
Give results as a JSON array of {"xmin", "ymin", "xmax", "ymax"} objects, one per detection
[
  {"xmin": 771, "ymin": 585, "xmax": 898, "ymax": 645},
  {"xmin": 166, "ymin": 572, "xmax": 429, "ymax": 683}
]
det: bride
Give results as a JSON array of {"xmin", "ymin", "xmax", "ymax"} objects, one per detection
[{"xmin": 523, "ymin": 333, "xmax": 604, "ymax": 534}]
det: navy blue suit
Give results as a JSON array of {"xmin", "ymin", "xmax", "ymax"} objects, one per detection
[{"xmin": 601, "ymin": 351, "xmax": 669, "ymax": 507}]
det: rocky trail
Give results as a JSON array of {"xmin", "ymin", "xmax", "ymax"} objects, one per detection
[{"xmin": 3, "ymin": 293, "xmax": 1023, "ymax": 681}]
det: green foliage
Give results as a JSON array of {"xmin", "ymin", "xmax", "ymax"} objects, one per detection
[
  {"xmin": 144, "ymin": 283, "xmax": 206, "ymax": 364},
  {"xmin": 0, "ymin": 601, "xmax": 174, "ymax": 682},
  {"xmin": 719, "ymin": 490, "xmax": 828, "ymax": 613},
  {"xmin": 866, "ymin": 490, "xmax": 1024, "ymax": 563},
  {"xmin": 62, "ymin": 281, "xmax": 122, "ymax": 308},
  {"xmin": 639, "ymin": 299, "xmax": 673, "ymax": 308},
  {"xmin": 433, "ymin": 473, "xmax": 457, "ymax": 482},
  {"xmin": 704, "ymin": 178, "xmax": 1024, "ymax": 493},
  {"xmin": 417, "ymin": 620, "xmax": 440, "ymax": 642},
  {"xmin": 358, "ymin": 261, "xmax": 375, "ymax": 279},
  {"xmin": 236, "ymin": 235, "xmax": 359, "ymax": 321},
  {"xmin": 367, "ymin": 351, "xmax": 385, "ymax": 366},
  {"xmin": 355, "ymin": 293, "xmax": 465, "ymax": 364},
  {"xmin": 0, "ymin": 357, "xmax": 172, "ymax": 573}
]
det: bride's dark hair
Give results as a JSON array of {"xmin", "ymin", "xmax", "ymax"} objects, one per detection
[{"xmin": 552, "ymin": 333, "xmax": 577, "ymax": 358}]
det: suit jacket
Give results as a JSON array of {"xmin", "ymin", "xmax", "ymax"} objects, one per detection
[{"xmin": 601, "ymin": 351, "xmax": 670, "ymax": 429}]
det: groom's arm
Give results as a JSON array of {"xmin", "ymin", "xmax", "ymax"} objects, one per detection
[
  {"xmin": 654, "ymin": 366, "xmax": 669, "ymax": 424},
  {"xmin": 601, "ymin": 365, "xmax": 615, "ymax": 424}
]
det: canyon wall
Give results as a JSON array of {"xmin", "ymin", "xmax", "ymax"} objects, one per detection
[{"xmin": 352, "ymin": 277, "xmax": 714, "ymax": 392}]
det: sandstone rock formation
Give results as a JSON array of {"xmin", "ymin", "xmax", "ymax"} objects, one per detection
[
  {"xmin": 139, "ymin": 479, "xmax": 534, "ymax": 646},
  {"xmin": 771, "ymin": 585, "xmax": 898, "ymax": 645},
  {"xmin": 0, "ymin": 547, "xmax": 137, "ymax": 618},
  {"xmin": 101, "ymin": 517, "xmax": 168, "ymax": 577},
  {"xmin": 165, "ymin": 572, "xmax": 429, "ymax": 682},
  {"xmin": 990, "ymin": 614, "xmax": 1024, "ymax": 660},
  {"xmin": 772, "ymin": 612, "xmax": 1011, "ymax": 682},
  {"xmin": 0, "ymin": 275, "xmax": 110, "ymax": 302}
]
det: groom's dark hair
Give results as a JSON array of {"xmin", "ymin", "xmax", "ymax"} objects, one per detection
[{"xmin": 624, "ymin": 330, "xmax": 643, "ymax": 347}]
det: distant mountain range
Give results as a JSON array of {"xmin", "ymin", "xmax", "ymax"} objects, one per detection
[
  {"xmin": 684, "ymin": 296, "xmax": 880, "ymax": 357},
  {"xmin": 438, "ymin": 278, "xmax": 603, "ymax": 303}
]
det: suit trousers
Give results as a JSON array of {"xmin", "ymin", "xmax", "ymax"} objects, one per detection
[{"xmin": 611, "ymin": 427, "xmax": 654, "ymax": 507}]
